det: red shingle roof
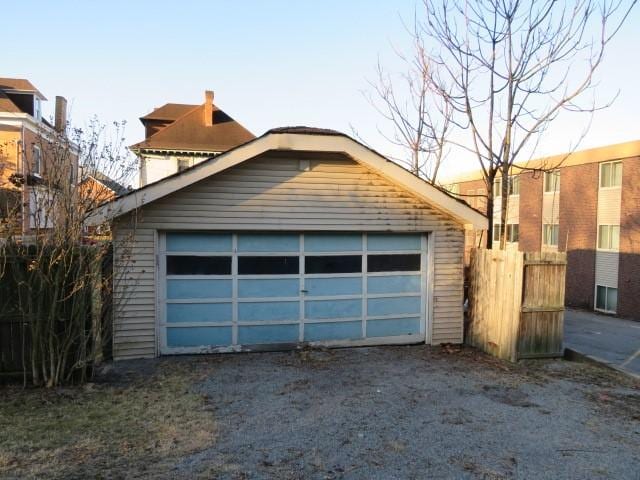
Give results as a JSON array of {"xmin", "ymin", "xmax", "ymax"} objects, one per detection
[
  {"xmin": 131, "ymin": 103, "xmax": 255, "ymax": 153},
  {"xmin": 140, "ymin": 103, "xmax": 197, "ymax": 121},
  {"xmin": 0, "ymin": 78, "xmax": 46, "ymax": 100}
]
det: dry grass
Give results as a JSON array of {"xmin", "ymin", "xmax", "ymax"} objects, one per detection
[{"xmin": 0, "ymin": 362, "xmax": 216, "ymax": 479}]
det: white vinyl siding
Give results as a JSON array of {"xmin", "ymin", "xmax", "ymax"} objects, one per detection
[
  {"xmin": 595, "ymin": 251, "xmax": 619, "ymax": 289},
  {"xmin": 112, "ymin": 154, "xmax": 466, "ymax": 359}
]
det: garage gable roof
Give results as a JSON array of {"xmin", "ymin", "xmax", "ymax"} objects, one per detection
[{"xmin": 89, "ymin": 128, "xmax": 487, "ymax": 229}]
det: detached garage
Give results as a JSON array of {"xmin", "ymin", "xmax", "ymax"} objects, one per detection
[{"xmin": 92, "ymin": 127, "xmax": 486, "ymax": 359}]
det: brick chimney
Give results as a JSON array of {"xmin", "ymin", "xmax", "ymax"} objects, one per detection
[
  {"xmin": 54, "ymin": 96, "xmax": 67, "ymax": 133},
  {"xmin": 204, "ymin": 90, "xmax": 214, "ymax": 127}
]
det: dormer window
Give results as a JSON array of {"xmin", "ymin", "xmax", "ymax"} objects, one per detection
[{"xmin": 34, "ymin": 97, "xmax": 42, "ymax": 121}]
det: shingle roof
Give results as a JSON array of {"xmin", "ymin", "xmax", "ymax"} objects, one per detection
[
  {"xmin": 140, "ymin": 103, "xmax": 197, "ymax": 121},
  {"xmin": 0, "ymin": 78, "xmax": 46, "ymax": 100},
  {"xmin": 131, "ymin": 103, "xmax": 255, "ymax": 153}
]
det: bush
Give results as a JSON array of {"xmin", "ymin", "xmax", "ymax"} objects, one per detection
[{"xmin": 0, "ymin": 243, "xmax": 112, "ymax": 386}]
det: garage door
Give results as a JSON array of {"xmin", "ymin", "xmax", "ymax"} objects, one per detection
[{"xmin": 158, "ymin": 232, "xmax": 428, "ymax": 353}]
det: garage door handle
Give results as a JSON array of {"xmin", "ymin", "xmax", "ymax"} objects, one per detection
[{"xmin": 300, "ymin": 289, "xmax": 308, "ymax": 293}]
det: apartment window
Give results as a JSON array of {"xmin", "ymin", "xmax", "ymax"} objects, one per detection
[
  {"xmin": 506, "ymin": 224, "xmax": 519, "ymax": 243},
  {"xmin": 177, "ymin": 158, "xmax": 190, "ymax": 172},
  {"xmin": 544, "ymin": 170, "xmax": 560, "ymax": 193},
  {"xmin": 596, "ymin": 285, "xmax": 617, "ymax": 313},
  {"xmin": 543, "ymin": 224, "xmax": 559, "ymax": 247},
  {"xmin": 600, "ymin": 161, "xmax": 622, "ymax": 188},
  {"xmin": 34, "ymin": 97, "xmax": 42, "ymax": 120},
  {"xmin": 492, "ymin": 224, "xmax": 519, "ymax": 243},
  {"xmin": 32, "ymin": 145, "xmax": 42, "ymax": 175},
  {"xmin": 492, "ymin": 224, "xmax": 502, "ymax": 242},
  {"xmin": 493, "ymin": 178, "xmax": 501, "ymax": 197},
  {"xmin": 494, "ymin": 176, "xmax": 519, "ymax": 197},
  {"xmin": 597, "ymin": 225, "xmax": 620, "ymax": 251},
  {"xmin": 509, "ymin": 176, "xmax": 520, "ymax": 196}
]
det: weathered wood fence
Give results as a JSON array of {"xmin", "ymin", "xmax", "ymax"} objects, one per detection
[{"xmin": 466, "ymin": 248, "xmax": 566, "ymax": 361}]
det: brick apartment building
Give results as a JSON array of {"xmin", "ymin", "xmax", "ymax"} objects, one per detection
[{"xmin": 445, "ymin": 141, "xmax": 640, "ymax": 319}]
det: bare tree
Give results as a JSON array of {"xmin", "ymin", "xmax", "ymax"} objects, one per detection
[
  {"xmin": 0, "ymin": 118, "xmax": 137, "ymax": 386},
  {"xmin": 387, "ymin": 0, "xmax": 635, "ymax": 248},
  {"xmin": 365, "ymin": 28, "xmax": 454, "ymax": 184}
]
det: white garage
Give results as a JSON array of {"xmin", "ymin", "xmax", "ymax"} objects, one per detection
[{"xmin": 92, "ymin": 127, "xmax": 486, "ymax": 359}]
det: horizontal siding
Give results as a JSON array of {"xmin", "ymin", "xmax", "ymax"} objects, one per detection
[
  {"xmin": 112, "ymin": 153, "xmax": 466, "ymax": 358},
  {"xmin": 431, "ymin": 229, "xmax": 464, "ymax": 344},
  {"xmin": 542, "ymin": 192, "xmax": 560, "ymax": 224},
  {"xmin": 595, "ymin": 251, "xmax": 619, "ymax": 288},
  {"xmin": 597, "ymin": 188, "xmax": 621, "ymax": 225}
]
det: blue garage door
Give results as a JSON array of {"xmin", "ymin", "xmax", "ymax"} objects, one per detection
[{"xmin": 159, "ymin": 232, "xmax": 427, "ymax": 353}]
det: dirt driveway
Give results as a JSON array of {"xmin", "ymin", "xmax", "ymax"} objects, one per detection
[{"xmin": 1, "ymin": 345, "xmax": 639, "ymax": 479}]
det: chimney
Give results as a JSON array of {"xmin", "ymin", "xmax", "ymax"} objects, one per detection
[
  {"xmin": 54, "ymin": 96, "xmax": 67, "ymax": 133},
  {"xmin": 204, "ymin": 90, "xmax": 214, "ymax": 127}
]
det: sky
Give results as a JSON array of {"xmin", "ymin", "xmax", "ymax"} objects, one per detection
[{"xmin": 6, "ymin": 1, "xmax": 640, "ymax": 180}]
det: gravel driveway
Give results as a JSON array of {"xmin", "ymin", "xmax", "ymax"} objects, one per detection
[
  {"xmin": 170, "ymin": 345, "xmax": 639, "ymax": 479},
  {"xmin": 3, "ymin": 345, "xmax": 638, "ymax": 479}
]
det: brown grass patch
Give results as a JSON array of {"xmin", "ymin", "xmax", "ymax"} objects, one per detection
[{"xmin": 0, "ymin": 362, "xmax": 216, "ymax": 479}]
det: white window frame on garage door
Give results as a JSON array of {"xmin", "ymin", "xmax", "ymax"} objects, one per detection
[{"xmin": 155, "ymin": 232, "xmax": 433, "ymax": 354}]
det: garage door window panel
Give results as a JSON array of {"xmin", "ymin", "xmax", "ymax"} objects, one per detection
[
  {"xmin": 367, "ymin": 296, "xmax": 422, "ymax": 317},
  {"xmin": 367, "ymin": 254, "xmax": 421, "ymax": 272},
  {"xmin": 167, "ymin": 256, "xmax": 231, "ymax": 275},
  {"xmin": 367, "ymin": 317, "xmax": 421, "ymax": 337},
  {"xmin": 166, "ymin": 233, "xmax": 232, "ymax": 252},
  {"xmin": 238, "ymin": 301, "xmax": 299, "ymax": 322},
  {"xmin": 305, "ymin": 277, "xmax": 362, "ymax": 296},
  {"xmin": 167, "ymin": 326, "xmax": 232, "ymax": 347},
  {"xmin": 305, "ymin": 298, "xmax": 362, "ymax": 320},
  {"xmin": 367, "ymin": 275, "xmax": 421, "ymax": 294},
  {"xmin": 237, "ymin": 233, "xmax": 299, "ymax": 252},
  {"xmin": 238, "ymin": 256, "xmax": 299, "ymax": 275},
  {"xmin": 367, "ymin": 233, "xmax": 421, "ymax": 251},
  {"xmin": 238, "ymin": 324, "xmax": 299, "ymax": 344},
  {"xmin": 167, "ymin": 303, "xmax": 232, "ymax": 323},
  {"xmin": 305, "ymin": 255, "xmax": 362, "ymax": 274},
  {"xmin": 238, "ymin": 278, "xmax": 300, "ymax": 298},
  {"xmin": 304, "ymin": 233, "xmax": 362, "ymax": 252},
  {"xmin": 304, "ymin": 321, "xmax": 362, "ymax": 342},
  {"xmin": 167, "ymin": 279, "xmax": 232, "ymax": 299}
]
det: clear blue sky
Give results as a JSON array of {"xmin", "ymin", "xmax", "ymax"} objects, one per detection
[{"xmin": 7, "ymin": 1, "xmax": 639, "ymax": 177}]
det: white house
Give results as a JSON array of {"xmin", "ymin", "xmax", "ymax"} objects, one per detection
[{"xmin": 130, "ymin": 90, "xmax": 255, "ymax": 187}]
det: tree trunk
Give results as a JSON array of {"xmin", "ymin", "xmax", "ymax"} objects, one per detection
[{"xmin": 485, "ymin": 175, "xmax": 495, "ymax": 249}]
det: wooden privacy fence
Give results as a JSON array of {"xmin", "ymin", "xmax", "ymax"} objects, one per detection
[{"xmin": 466, "ymin": 248, "xmax": 567, "ymax": 361}]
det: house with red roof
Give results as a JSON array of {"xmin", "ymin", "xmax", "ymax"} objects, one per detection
[{"xmin": 130, "ymin": 91, "xmax": 255, "ymax": 186}]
